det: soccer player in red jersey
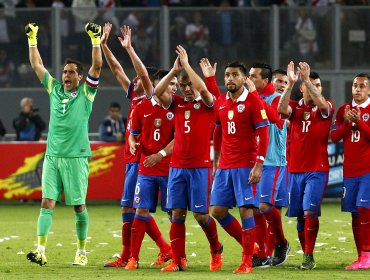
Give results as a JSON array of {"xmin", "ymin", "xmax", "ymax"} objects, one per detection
[
  {"xmin": 124, "ymin": 70, "xmax": 177, "ymax": 270},
  {"xmin": 101, "ymin": 23, "xmax": 166, "ymax": 268},
  {"xmin": 210, "ymin": 61, "xmax": 270, "ymax": 274},
  {"xmin": 155, "ymin": 46, "xmax": 223, "ymax": 272},
  {"xmin": 331, "ymin": 73, "xmax": 370, "ymax": 270},
  {"xmin": 278, "ymin": 61, "xmax": 334, "ymax": 270}
]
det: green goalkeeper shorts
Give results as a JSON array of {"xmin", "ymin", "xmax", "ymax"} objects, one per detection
[{"xmin": 42, "ymin": 155, "xmax": 89, "ymax": 205}]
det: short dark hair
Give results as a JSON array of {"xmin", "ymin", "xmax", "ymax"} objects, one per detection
[
  {"xmin": 251, "ymin": 62, "xmax": 272, "ymax": 83},
  {"xmin": 154, "ymin": 69, "xmax": 170, "ymax": 81},
  {"xmin": 355, "ymin": 73, "xmax": 370, "ymax": 82},
  {"xmin": 64, "ymin": 58, "xmax": 83, "ymax": 75},
  {"xmin": 309, "ymin": 71, "xmax": 320, "ymax": 80},
  {"xmin": 178, "ymin": 70, "xmax": 189, "ymax": 81},
  {"xmin": 146, "ymin": 66, "xmax": 158, "ymax": 83},
  {"xmin": 110, "ymin": 102, "xmax": 121, "ymax": 110},
  {"xmin": 225, "ymin": 61, "xmax": 247, "ymax": 76},
  {"xmin": 272, "ymin": 69, "xmax": 287, "ymax": 77}
]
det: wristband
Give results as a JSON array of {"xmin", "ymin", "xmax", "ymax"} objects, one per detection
[
  {"xmin": 256, "ymin": 155, "xmax": 265, "ymax": 164},
  {"xmin": 159, "ymin": 150, "xmax": 167, "ymax": 157}
]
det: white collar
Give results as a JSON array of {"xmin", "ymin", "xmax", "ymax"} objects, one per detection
[
  {"xmin": 352, "ymin": 97, "xmax": 370, "ymax": 108},
  {"xmin": 226, "ymin": 87, "xmax": 249, "ymax": 102},
  {"xmin": 151, "ymin": 96, "xmax": 161, "ymax": 106},
  {"xmin": 185, "ymin": 95, "xmax": 202, "ymax": 102}
]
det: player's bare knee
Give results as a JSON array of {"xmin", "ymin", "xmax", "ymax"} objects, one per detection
[
  {"xmin": 136, "ymin": 208, "xmax": 149, "ymax": 217},
  {"xmin": 211, "ymin": 206, "xmax": 228, "ymax": 220},
  {"xmin": 41, "ymin": 198, "xmax": 56, "ymax": 210}
]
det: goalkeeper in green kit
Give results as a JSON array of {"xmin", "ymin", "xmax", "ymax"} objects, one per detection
[{"xmin": 25, "ymin": 22, "xmax": 102, "ymax": 266}]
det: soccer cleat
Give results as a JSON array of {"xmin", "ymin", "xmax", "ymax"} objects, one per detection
[
  {"xmin": 272, "ymin": 241, "xmax": 291, "ymax": 266},
  {"xmin": 210, "ymin": 244, "xmax": 223, "ymax": 271},
  {"xmin": 359, "ymin": 252, "xmax": 370, "ymax": 269},
  {"xmin": 180, "ymin": 257, "xmax": 188, "ymax": 269},
  {"xmin": 27, "ymin": 249, "xmax": 47, "ymax": 266},
  {"xmin": 252, "ymin": 255, "xmax": 272, "ymax": 268},
  {"xmin": 125, "ymin": 257, "xmax": 139, "ymax": 270},
  {"xmin": 151, "ymin": 251, "xmax": 172, "ymax": 267},
  {"xmin": 161, "ymin": 261, "xmax": 183, "ymax": 272},
  {"xmin": 233, "ymin": 261, "xmax": 253, "ymax": 274},
  {"xmin": 104, "ymin": 257, "xmax": 128, "ymax": 268},
  {"xmin": 300, "ymin": 253, "xmax": 316, "ymax": 270},
  {"xmin": 72, "ymin": 253, "xmax": 88, "ymax": 266},
  {"xmin": 345, "ymin": 257, "xmax": 361, "ymax": 270}
]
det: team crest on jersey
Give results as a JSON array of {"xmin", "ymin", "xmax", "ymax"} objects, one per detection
[
  {"xmin": 185, "ymin": 110, "xmax": 191, "ymax": 120},
  {"xmin": 228, "ymin": 110, "xmax": 234, "ymax": 120},
  {"xmin": 166, "ymin": 112, "xmax": 174, "ymax": 120},
  {"xmin": 194, "ymin": 103, "xmax": 200, "ymax": 110},
  {"xmin": 70, "ymin": 91, "xmax": 78, "ymax": 98},
  {"xmin": 260, "ymin": 109, "xmax": 267, "ymax": 119},
  {"xmin": 303, "ymin": 112, "xmax": 310, "ymax": 120},
  {"xmin": 237, "ymin": 104, "xmax": 245, "ymax": 113},
  {"xmin": 312, "ymin": 106, "xmax": 318, "ymax": 112},
  {"xmin": 362, "ymin": 113, "xmax": 370, "ymax": 122},
  {"xmin": 154, "ymin": 118, "xmax": 162, "ymax": 127},
  {"xmin": 135, "ymin": 196, "xmax": 140, "ymax": 204}
]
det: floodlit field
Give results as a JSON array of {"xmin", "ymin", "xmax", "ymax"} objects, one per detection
[{"xmin": 0, "ymin": 202, "xmax": 368, "ymax": 280}]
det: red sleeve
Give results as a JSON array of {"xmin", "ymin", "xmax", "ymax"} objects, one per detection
[
  {"xmin": 213, "ymin": 124, "xmax": 222, "ymax": 151},
  {"xmin": 270, "ymin": 95, "xmax": 280, "ymax": 110},
  {"xmin": 264, "ymin": 101, "xmax": 284, "ymax": 129},
  {"xmin": 205, "ymin": 76, "xmax": 221, "ymax": 98},
  {"xmin": 130, "ymin": 104, "xmax": 142, "ymax": 134},
  {"xmin": 356, "ymin": 119, "xmax": 370, "ymax": 139},
  {"xmin": 330, "ymin": 106, "xmax": 348, "ymax": 143},
  {"xmin": 256, "ymin": 126, "xmax": 269, "ymax": 163}
]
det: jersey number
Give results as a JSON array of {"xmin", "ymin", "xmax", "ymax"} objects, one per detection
[
  {"xmin": 351, "ymin": 130, "xmax": 360, "ymax": 142},
  {"xmin": 184, "ymin": 120, "xmax": 190, "ymax": 133},
  {"xmin": 227, "ymin": 121, "xmax": 236, "ymax": 134},
  {"xmin": 301, "ymin": 121, "xmax": 311, "ymax": 133},
  {"xmin": 154, "ymin": 128, "xmax": 161, "ymax": 141}
]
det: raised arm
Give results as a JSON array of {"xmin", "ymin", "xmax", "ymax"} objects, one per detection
[
  {"xmin": 176, "ymin": 45, "xmax": 214, "ymax": 106},
  {"xmin": 85, "ymin": 23, "xmax": 103, "ymax": 78},
  {"xmin": 200, "ymin": 58, "xmax": 221, "ymax": 98},
  {"xmin": 154, "ymin": 57, "xmax": 181, "ymax": 108},
  {"xmin": 101, "ymin": 22, "xmax": 130, "ymax": 92},
  {"xmin": 278, "ymin": 61, "xmax": 298, "ymax": 116},
  {"xmin": 26, "ymin": 23, "xmax": 46, "ymax": 82},
  {"xmin": 119, "ymin": 25, "xmax": 153, "ymax": 98},
  {"xmin": 298, "ymin": 62, "xmax": 329, "ymax": 115}
]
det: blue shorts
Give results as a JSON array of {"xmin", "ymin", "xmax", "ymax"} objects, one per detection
[
  {"xmin": 286, "ymin": 172, "xmax": 328, "ymax": 217},
  {"xmin": 211, "ymin": 168, "xmax": 256, "ymax": 208},
  {"xmin": 342, "ymin": 173, "xmax": 370, "ymax": 213},
  {"xmin": 166, "ymin": 167, "xmax": 211, "ymax": 214},
  {"xmin": 134, "ymin": 174, "xmax": 169, "ymax": 213},
  {"xmin": 257, "ymin": 166, "xmax": 288, "ymax": 207},
  {"xmin": 120, "ymin": 162, "xmax": 139, "ymax": 207}
]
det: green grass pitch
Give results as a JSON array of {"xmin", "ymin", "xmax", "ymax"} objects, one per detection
[{"xmin": 0, "ymin": 202, "xmax": 368, "ymax": 279}]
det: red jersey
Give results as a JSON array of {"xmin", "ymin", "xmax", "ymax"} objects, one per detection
[
  {"xmin": 124, "ymin": 83, "xmax": 145, "ymax": 163},
  {"xmin": 131, "ymin": 98, "xmax": 175, "ymax": 176},
  {"xmin": 215, "ymin": 88, "xmax": 270, "ymax": 168},
  {"xmin": 169, "ymin": 94, "xmax": 214, "ymax": 168},
  {"xmin": 331, "ymin": 99, "xmax": 370, "ymax": 177},
  {"xmin": 288, "ymin": 98, "xmax": 334, "ymax": 172}
]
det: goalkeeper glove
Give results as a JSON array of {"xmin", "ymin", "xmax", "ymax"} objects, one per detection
[
  {"xmin": 25, "ymin": 23, "xmax": 38, "ymax": 47},
  {"xmin": 85, "ymin": 23, "xmax": 102, "ymax": 46}
]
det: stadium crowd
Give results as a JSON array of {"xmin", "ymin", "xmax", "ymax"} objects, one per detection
[{"xmin": 20, "ymin": 19, "xmax": 370, "ymax": 274}]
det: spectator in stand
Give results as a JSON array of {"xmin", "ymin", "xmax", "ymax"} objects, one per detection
[
  {"xmin": 99, "ymin": 102, "xmax": 126, "ymax": 143},
  {"xmin": 0, "ymin": 119, "xmax": 6, "ymax": 138},
  {"xmin": 13, "ymin": 97, "xmax": 46, "ymax": 141}
]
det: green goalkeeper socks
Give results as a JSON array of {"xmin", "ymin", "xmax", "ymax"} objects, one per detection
[
  {"xmin": 37, "ymin": 208, "xmax": 53, "ymax": 248},
  {"xmin": 75, "ymin": 208, "xmax": 89, "ymax": 250}
]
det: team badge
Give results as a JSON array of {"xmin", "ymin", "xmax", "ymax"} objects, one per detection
[
  {"xmin": 363, "ymin": 113, "xmax": 370, "ymax": 122},
  {"xmin": 185, "ymin": 110, "xmax": 191, "ymax": 120},
  {"xmin": 154, "ymin": 118, "xmax": 162, "ymax": 127},
  {"xmin": 303, "ymin": 112, "xmax": 310, "ymax": 120},
  {"xmin": 260, "ymin": 109, "xmax": 267, "ymax": 119},
  {"xmin": 312, "ymin": 106, "xmax": 318, "ymax": 112},
  {"xmin": 166, "ymin": 112, "xmax": 174, "ymax": 120},
  {"xmin": 228, "ymin": 110, "xmax": 234, "ymax": 120},
  {"xmin": 194, "ymin": 103, "xmax": 200, "ymax": 110},
  {"xmin": 135, "ymin": 196, "xmax": 140, "ymax": 203},
  {"xmin": 70, "ymin": 91, "xmax": 77, "ymax": 98},
  {"xmin": 237, "ymin": 104, "xmax": 245, "ymax": 113}
]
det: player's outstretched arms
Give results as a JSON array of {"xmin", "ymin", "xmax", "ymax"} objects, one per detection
[
  {"xmin": 200, "ymin": 58, "xmax": 221, "ymax": 98},
  {"xmin": 85, "ymin": 23, "xmax": 103, "ymax": 79},
  {"xmin": 176, "ymin": 45, "xmax": 213, "ymax": 106},
  {"xmin": 26, "ymin": 23, "xmax": 46, "ymax": 82},
  {"xmin": 278, "ymin": 61, "xmax": 297, "ymax": 116},
  {"xmin": 119, "ymin": 25, "xmax": 153, "ymax": 98},
  {"xmin": 101, "ymin": 22, "xmax": 130, "ymax": 93},
  {"xmin": 155, "ymin": 57, "xmax": 181, "ymax": 108}
]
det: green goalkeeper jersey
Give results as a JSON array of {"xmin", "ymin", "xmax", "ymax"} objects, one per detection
[{"xmin": 41, "ymin": 71, "xmax": 98, "ymax": 157}]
